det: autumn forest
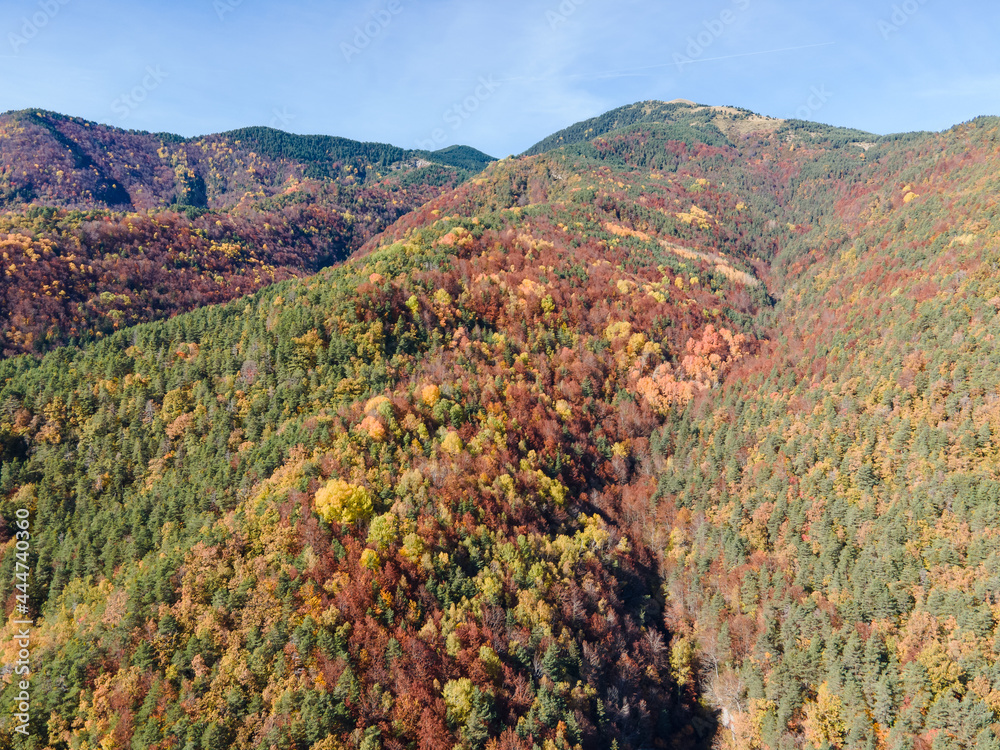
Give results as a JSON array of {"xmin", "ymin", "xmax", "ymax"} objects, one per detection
[{"xmin": 2, "ymin": 100, "xmax": 1000, "ymax": 750}]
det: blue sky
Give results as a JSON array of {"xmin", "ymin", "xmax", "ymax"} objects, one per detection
[{"xmin": 0, "ymin": 0, "xmax": 996, "ymax": 156}]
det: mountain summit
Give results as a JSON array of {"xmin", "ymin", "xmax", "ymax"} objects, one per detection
[{"xmin": 523, "ymin": 99, "xmax": 792, "ymax": 155}]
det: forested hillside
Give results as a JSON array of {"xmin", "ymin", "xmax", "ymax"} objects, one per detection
[
  {"xmin": 2, "ymin": 100, "xmax": 1000, "ymax": 749},
  {"xmin": 0, "ymin": 110, "xmax": 494, "ymax": 211},
  {"xmin": 0, "ymin": 111, "xmax": 494, "ymax": 356},
  {"xmin": 647, "ymin": 114, "xmax": 1000, "ymax": 750}
]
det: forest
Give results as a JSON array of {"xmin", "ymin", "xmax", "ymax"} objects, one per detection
[
  {"xmin": 1, "ymin": 100, "xmax": 1000, "ymax": 749},
  {"xmin": 0, "ymin": 110, "xmax": 493, "ymax": 356}
]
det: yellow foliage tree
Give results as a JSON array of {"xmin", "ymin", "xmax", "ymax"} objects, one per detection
[
  {"xmin": 421, "ymin": 384, "xmax": 441, "ymax": 407},
  {"xmin": 918, "ymin": 641, "xmax": 964, "ymax": 697},
  {"xmin": 669, "ymin": 636, "xmax": 695, "ymax": 688},
  {"xmin": 441, "ymin": 431, "xmax": 464, "ymax": 455},
  {"xmin": 360, "ymin": 548, "xmax": 380, "ymax": 571},
  {"xmin": 315, "ymin": 479, "xmax": 373, "ymax": 525},
  {"xmin": 443, "ymin": 677, "xmax": 476, "ymax": 726},
  {"xmin": 803, "ymin": 682, "xmax": 846, "ymax": 749},
  {"xmin": 367, "ymin": 513, "xmax": 399, "ymax": 550}
]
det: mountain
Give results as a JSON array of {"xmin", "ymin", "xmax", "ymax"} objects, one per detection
[
  {"xmin": 523, "ymin": 99, "xmax": 777, "ymax": 155},
  {"xmin": 522, "ymin": 98, "xmax": 878, "ymax": 156},
  {"xmin": 0, "ymin": 109, "xmax": 496, "ymax": 211},
  {"xmin": 2, "ymin": 102, "xmax": 1000, "ymax": 749},
  {"xmin": 416, "ymin": 145, "xmax": 498, "ymax": 172},
  {"xmin": 0, "ymin": 110, "xmax": 496, "ymax": 356}
]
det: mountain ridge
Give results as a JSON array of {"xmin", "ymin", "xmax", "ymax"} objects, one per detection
[
  {"xmin": 0, "ymin": 109, "xmax": 496, "ymax": 355},
  {"xmin": 0, "ymin": 108, "xmax": 496, "ymax": 211},
  {"xmin": 0, "ymin": 108, "xmax": 498, "ymax": 172}
]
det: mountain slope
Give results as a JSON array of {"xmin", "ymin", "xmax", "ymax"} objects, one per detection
[
  {"xmin": 0, "ymin": 111, "xmax": 496, "ymax": 356},
  {"xmin": 645, "ymin": 115, "xmax": 1000, "ymax": 750},
  {"xmin": 0, "ymin": 112, "xmax": 779, "ymax": 750},
  {"xmin": 0, "ymin": 110, "xmax": 496, "ymax": 211},
  {"xmin": 2, "ymin": 105, "xmax": 1000, "ymax": 750}
]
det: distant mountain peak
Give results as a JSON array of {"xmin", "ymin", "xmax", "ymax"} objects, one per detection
[{"xmin": 523, "ymin": 99, "xmax": 785, "ymax": 155}]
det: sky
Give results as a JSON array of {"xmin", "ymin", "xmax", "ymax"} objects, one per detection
[{"xmin": 0, "ymin": 0, "xmax": 997, "ymax": 157}]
